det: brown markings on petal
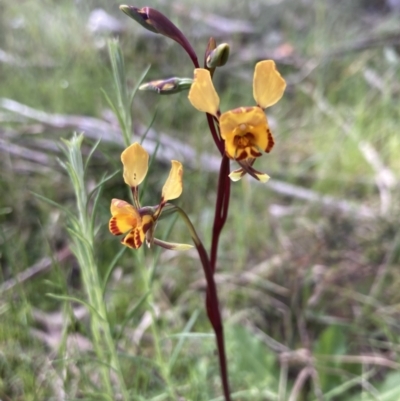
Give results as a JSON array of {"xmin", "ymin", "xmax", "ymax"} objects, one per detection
[
  {"xmin": 235, "ymin": 135, "xmax": 249, "ymax": 148},
  {"xmin": 142, "ymin": 220, "xmax": 153, "ymax": 234},
  {"xmin": 123, "ymin": 230, "xmax": 143, "ymax": 249},
  {"xmin": 234, "ymin": 133, "xmax": 254, "ymax": 149},
  {"xmin": 123, "ymin": 235, "xmax": 135, "ymax": 248},
  {"xmin": 109, "ymin": 218, "xmax": 122, "ymax": 235},
  {"xmin": 265, "ymin": 129, "xmax": 275, "ymax": 153},
  {"xmin": 250, "ymin": 148, "xmax": 262, "ymax": 158},
  {"xmin": 134, "ymin": 230, "xmax": 143, "ymax": 248},
  {"xmin": 236, "ymin": 150, "xmax": 249, "ymax": 160}
]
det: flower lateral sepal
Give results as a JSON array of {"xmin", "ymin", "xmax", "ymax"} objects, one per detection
[
  {"xmin": 139, "ymin": 77, "xmax": 193, "ymax": 95},
  {"xmin": 153, "ymin": 238, "xmax": 193, "ymax": 251},
  {"xmin": 228, "ymin": 168, "xmax": 245, "ymax": 182},
  {"xmin": 229, "ymin": 159, "xmax": 270, "ymax": 183}
]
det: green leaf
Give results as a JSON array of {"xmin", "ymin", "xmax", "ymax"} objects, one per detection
[
  {"xmin": 169, "ymin": 309, "xmax": 200, "ymax": 369},
  {"xmin": 46, "ymin": 293, "xmax": 104, "ymax": 321},
  {"xmin": 314, "ymin": 325, "xmax": 347, "ymax": 356},
  {"xmin": 227, "ymin": 325, "xmax": 278, "ymax": 389},
  {"xmin": 130, "ymin": 64, "xmax": 151, "ymax": 107},
  {"xmin": 102, "ymin": 246, "xmax": 127, "ymax": 294},
  {"xmin": 32, "ymin": 192, "xmax": 77, "ymax": 223},
  {"xmin": 84, "ymin": 137, "xmax": 102, "ymax": 172},
  {"xmin": 314, "ymin": 325, "xmax": 348, "ymax": 392}
]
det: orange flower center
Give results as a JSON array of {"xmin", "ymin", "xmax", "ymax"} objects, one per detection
[{"xmin": 234, "ymin": 131, "xmax": 254, "ymax": 149}]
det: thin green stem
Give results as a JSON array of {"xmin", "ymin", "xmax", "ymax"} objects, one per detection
[{"xmin": 137, "ymin": 250, "xmax": 178, "ymax": 399}]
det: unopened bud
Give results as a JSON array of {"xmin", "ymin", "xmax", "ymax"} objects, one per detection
[
  {"xmin": 119, "ymin": 5, "xmax": 198, "ymax": 66},
  {"xmin": 206, "ymin": 43, "xmax": 230, "ymax": 68},
  {"xmin": 139, "ymin": 77, "xmax": 193, "ymax": 95},
  {"xmin": 119, "ymin": 5, "xmax": 158, "ymax": 34}
]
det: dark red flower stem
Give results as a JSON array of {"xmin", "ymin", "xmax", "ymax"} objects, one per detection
[
  {"xmin": 206, "ymin": 113, "xmax": 225, "ymax": 155},
  {"xmin": 201, "ymin": 83, "xmax": 231, "ymax": 401},
  {"xmin": 200, "ymin": 48, "xmax": 232, "ymax": 401},
  {"xmin": 210, "ymin": 155, "xmax": 231, "ymax": 272},
  {"xmin": 171, "ymin": 204, "xmax": 231, "ymax": 401},
  {"xmin": 187, "ymin": 35, "xmax": 232, "ymax": 401},
  {"xmin": 195, "ymin": 243, "xmax": 231, "ymax": 401}
]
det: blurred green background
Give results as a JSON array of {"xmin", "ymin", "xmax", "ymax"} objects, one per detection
[{"xmin": 1, "ymin": 0, "xmax": 400, "ymax": 400}]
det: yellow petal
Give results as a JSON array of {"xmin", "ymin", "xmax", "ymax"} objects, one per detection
[
  {"xmin": 253, "ymin": 60, "xmax": 286, "ymax": 109},
  {"xmin": 188, "ymin": 68, "xmax": 220, "ymax": 116},
  {"xmin": 109, "ymin": 198, "xmax": 141, "ymax": 235},
  {"xmin": 121, "ymin": 143, "xmax": 149, "ymax": 187},
  {"xmin": 161, "ymin": 160, "xmax": 183, "ymax": 202}
]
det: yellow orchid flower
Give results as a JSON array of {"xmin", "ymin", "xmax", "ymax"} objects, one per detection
[
  {"xmin": 109, "ymin": 143, "xmax": 190, "ymax": 250},
  {"xmin": 188, "ymin": 60, "xmax": 286, "ymax": 182}
]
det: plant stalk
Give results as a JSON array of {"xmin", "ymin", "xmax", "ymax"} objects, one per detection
[
  {"xmin": 171, "ymin": 206, "xmax": 232, "ymax": 401},
  {"xmin": 64, "ymin": 135, "xmax": 129, "ymax": 400}
]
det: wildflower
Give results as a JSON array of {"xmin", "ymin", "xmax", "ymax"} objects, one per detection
[
  {"xmin": 188, "ymin": 60, "xmax": 286, "ymax": 182},
  {"xmin": 109, "ymin": 143, "xmax": 191, "ymax": 250}
]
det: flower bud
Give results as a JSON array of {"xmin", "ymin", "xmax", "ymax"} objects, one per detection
[
  {"xmin": 119, "ymin": 5, "xmax": 158, "ymax": 33},
  {"xmin": 206, "ymin": 43, "xmax": 230, "ymax": 68},
  {"xmin": 119, "ymin": 5, "xmax": 198, "ymax": 66},
  {"xmin": 139, "ymin": 77, "xmax": 193, "ymax": 95}
]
